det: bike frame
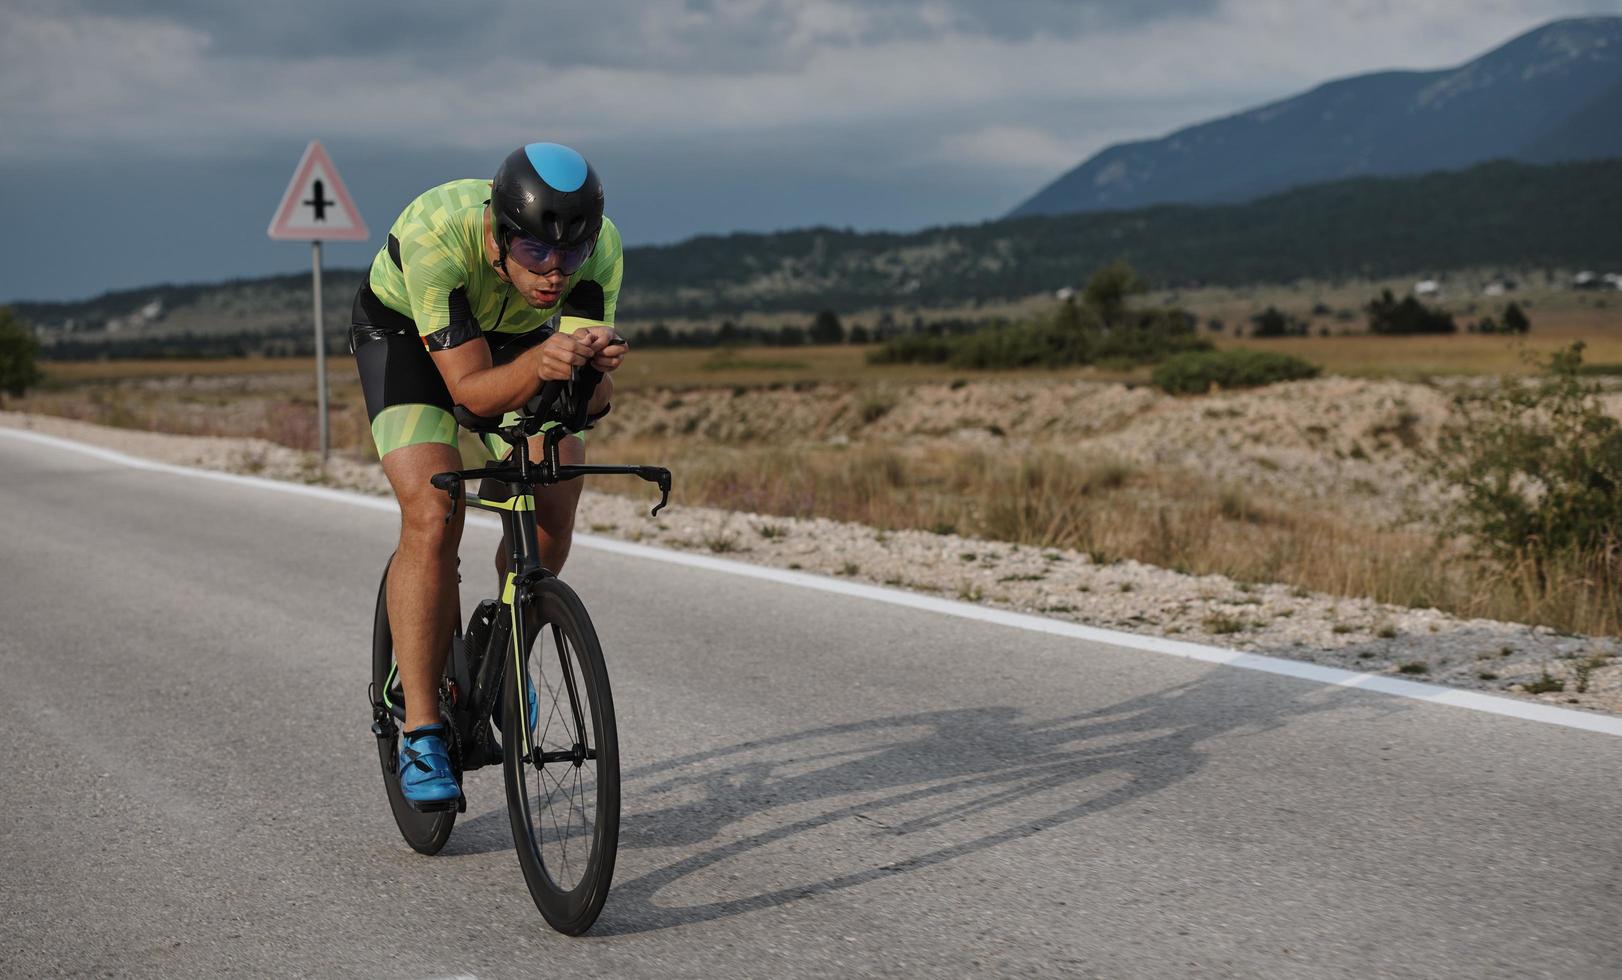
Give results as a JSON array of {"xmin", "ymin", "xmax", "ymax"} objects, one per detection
[{"xmin": 374, "ymin": 420, "xmax": 669, "ymax": 778}]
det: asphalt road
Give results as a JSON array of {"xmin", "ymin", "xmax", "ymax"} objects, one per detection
[{"xmin": 3, "ymin": 433, "xmax": 1619, "ymax": 979}]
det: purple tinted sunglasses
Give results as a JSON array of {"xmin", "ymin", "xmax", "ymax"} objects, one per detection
[{"xmin": 506, "ymin": 232, "xmax": 595, "ymax": 276}]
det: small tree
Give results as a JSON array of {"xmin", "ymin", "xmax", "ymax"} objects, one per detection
[
  {"xmin": 642, "ymin": 322, "xmax": 674, "ymax": 347},
  {"xmin": 1501, "ymin": 302, "xmax": 1531, "ymax": 335},
  {"xmin": 809, "ymin": 310, "xmax": 844, "ymax": 345},
  {"xmin": 0, "ymin": 307, "xmax": 44, "ymax": 402},
  {"xmin": 1249, "ymin": 306, "xmax": 1300, "ymax": 338},
  {"xmin": 1082, "ymin": 260, "xmax": 1147, "ymax": 329},
  {"xmin": 1366, "ymin": 289, "xmax": 1457, "ymax": 335},
  {"xmin": 1054, "ymin": 296, "xmax": 1086, "ymax": 333}
]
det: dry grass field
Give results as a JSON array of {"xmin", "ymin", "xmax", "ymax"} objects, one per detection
[
  {"xmin": 39, "ymin": 357, "xmax": 315, "ymax": 384},
  {"xmin": 16, "ymin": 288, "xmax": 1620, "ymax": 635},
  {"xmin": 1214, "ymin": 308, "xmax": 1622, "ymax": 377},
  {"xmin": 34, "ymin": 272, "xmax": 1622, "ymax": 390}
]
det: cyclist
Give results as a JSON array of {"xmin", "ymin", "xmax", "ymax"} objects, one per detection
[{"xmin": 349, "ymin": 142, "xmax": 629, "ymax": 809}]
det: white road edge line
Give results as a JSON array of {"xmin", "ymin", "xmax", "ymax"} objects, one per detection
[{"xmin": 6, "ymin": 424, "xmax": 1620, "ymax": 738}]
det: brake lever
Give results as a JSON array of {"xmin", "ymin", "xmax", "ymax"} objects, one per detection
[
  {"xmin": 430, "ymin": 472, "xmax": 464, "ymax": 525},
  {"xmin": 635, "ymin": 466, "xmax": 673, "ymax": 517}
]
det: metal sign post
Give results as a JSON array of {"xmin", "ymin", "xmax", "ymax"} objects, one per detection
[
  {"xmin": 311, "ymin": 240, "xmax": 328, "ymax": 460},
  {"xmin": 268, "ymin": 141, "xmax": 368, "ymax": 465}
]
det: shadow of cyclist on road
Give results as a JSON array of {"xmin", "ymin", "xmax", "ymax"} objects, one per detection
[{"xmin": 455, "ymin": 658, "xmax": 1379, "ymax": 935}]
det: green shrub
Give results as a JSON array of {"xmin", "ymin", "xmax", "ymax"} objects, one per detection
[
  {"xmin": 870, "ymin": 261, "xmax": 1208, "ymax": 370},
  {"xmin": 1150, "ymin": 349, "xmax": 1321, "ymax": 394},
  {"xmin": 1523, "ymin": 671, "xmax": 1564, "ymax": 695},
  {"xmin": 1089, "ymin": 312, "xmax": 1210, "ymax": 365},
  {"xmin": 871, "ymin": 305, "xmax": 1207, "ymax": 370},
  {"xmin": 809, "ymin": 309, "xmax": 844, "ymax": 344},
  {"xmin": 1428, "ymin": 342, "xmax": 1622, "ymax": 587},
  {"xmin": 0, "ymin": 307, "xmax": 43, "ymax": 400},
  {"xmin": 1501, "ymin": 301, "xmax": 1530, "ymax": 335},
  {"xmin": 946, "ymin": 320, "xmax": 1082, "ymax": 369},
  {"xmin": 1366, "ymin": 289, "xmax": 1457, "ymax": 335},
  {"xmin": 1250, "ymin": 306, "xmax": 1306, "ymax": 337},
  {"xmin": 867, "ymin": 333, "xmax": 954, "ymax": 364},
  {"xmin": 1082, "ymin": 259, "xmax": 1148, "ymax": 329}
]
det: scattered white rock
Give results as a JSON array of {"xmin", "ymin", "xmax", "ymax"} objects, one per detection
[{"xmin": 6, "ymin": 409, "xmax": 1615, "ymax": 714}]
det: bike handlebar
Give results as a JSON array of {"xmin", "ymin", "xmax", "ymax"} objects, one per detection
[
  {"xmin": 523, "ymin": 365, "xmax": 604, "ymax": 433},
  {"xmin": 452, "ymin": 365, "xmax": 605, "ymax": 437},
  {"xmin": 437, "ymin": 363, "xmax": 668, "ymax": 517}
]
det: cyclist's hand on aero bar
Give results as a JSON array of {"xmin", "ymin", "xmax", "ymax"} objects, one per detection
[
  {"xmin": 574, "ymin": 326, "xmax": 629, "ymax": 373},
  {"xmin": 534, "ymin": 331, "xmax": 597, "ymax": 382}
]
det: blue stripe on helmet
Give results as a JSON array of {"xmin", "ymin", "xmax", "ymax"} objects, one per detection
[{"xmin": 523, "ymin": 143, "xmax": 588, "ymax": 193}]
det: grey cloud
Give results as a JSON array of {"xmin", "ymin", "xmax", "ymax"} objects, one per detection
[
  {"xmin": 6, "ymin": 0, "xmax": 1619, "ymax": 301},
  {"xmin": 52, "ymin": 0, "xmax": 1223, "ymax": 71},
  {"xmin": 854, "ymin": 0, "xmax": 1225, "ymax": 43},
  {"xmin": 40, "ymin": 0, "xmax": 498, "ymax": 59}
]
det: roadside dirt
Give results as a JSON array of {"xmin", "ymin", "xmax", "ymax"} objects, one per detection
[{"xmin": 6, "ymin": 403, "xmax": 1617, "ymax": 714}]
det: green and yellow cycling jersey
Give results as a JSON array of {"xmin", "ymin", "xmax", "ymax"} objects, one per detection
[{"xmin": 367, "ymin": 179, "xmax": 623, "ymax": 350}]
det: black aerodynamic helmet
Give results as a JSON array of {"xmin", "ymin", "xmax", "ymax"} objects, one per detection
[{"xmin": 490, "ymin": 142, "xmax": 604, "ymax": 254}]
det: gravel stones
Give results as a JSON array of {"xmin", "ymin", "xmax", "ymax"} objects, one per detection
[{"xmin": 7, "ymin": 400, "xmax": 1616, "ymax": 714}]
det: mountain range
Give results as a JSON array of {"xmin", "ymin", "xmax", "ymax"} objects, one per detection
[
  {"xmin": 1010, "ymin": 16, "xmax": 1622, "ymax": 217},
  {"xmin": 17, "ymin": 157, "xmax": 1622, "ymax": 344}
]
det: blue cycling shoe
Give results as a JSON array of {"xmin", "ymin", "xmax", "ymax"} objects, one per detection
[{"xmin": 398, "ymin": 725, "xmax": 460, "ymax": 812}]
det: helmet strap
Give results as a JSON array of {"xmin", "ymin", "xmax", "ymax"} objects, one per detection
[
  {"xmin": 493, "ymin": 234, "xmax": 516, "ymax": 283},
  {"xmin": 485, "ymin": 202, "xmax": 514, "ymax": 282}
]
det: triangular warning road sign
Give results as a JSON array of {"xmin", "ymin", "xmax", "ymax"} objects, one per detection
[{"xmin": 268, "ymin": 141, "xmax": 369, "ymax": 241}]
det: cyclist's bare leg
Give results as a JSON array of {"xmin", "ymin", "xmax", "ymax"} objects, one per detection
[
  {"xmin": 494, "ymin": 433, "xmax": 585, "ymax": 582},
  {"xmin": 382, "ymin": 442, "xmax": 466, "ymax": 732}
]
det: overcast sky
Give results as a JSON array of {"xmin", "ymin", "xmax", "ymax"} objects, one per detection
[{"xmin": 3, "ymin": 0, "xmax": 1618, "ymax": 301}]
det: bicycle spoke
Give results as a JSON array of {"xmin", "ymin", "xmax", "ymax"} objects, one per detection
[
  {"xmin": 538, "ymin": 760, "xmax": 570, "ymax": 818},
  {"xmin": 527, "ymin": 643, "xmax": 594, "ymax": 889},
  {"xmin": 551, "ymin": 769, "xmax": 575, "ymax": 882},
  {"xmin": 535, "ymin": 635, "xmax": 569, "ymax": 754},
  {"xmin": 573, "ymin": 766, "xmax": 589, "ymax": 858}
]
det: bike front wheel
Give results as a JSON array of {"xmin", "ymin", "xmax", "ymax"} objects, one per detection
[
  {"xmin": 502, "ymin": 576, "xmax": 620, "ymax": 935},
  {"xmin": 371, "ymin": 555, "xmax": 457, "ymax": 855}
]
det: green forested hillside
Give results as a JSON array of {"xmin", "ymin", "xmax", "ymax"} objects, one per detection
[
  {"xmin": 618, "ymin": 158, "xmax": 1622, "ymax": 317},
  {"xmin": 16, "ymin": 158, "xmax": 1622, "ymax": 341}
]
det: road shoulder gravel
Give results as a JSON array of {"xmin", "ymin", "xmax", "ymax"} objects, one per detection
[{"xmin": 5, "ymin": 409, "xmax": 1617, "ymax": 714}]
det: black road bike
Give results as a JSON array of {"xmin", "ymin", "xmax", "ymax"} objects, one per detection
[{"xmin": 368, "ymin": 369, "xmax": 671, "ymax": 934}]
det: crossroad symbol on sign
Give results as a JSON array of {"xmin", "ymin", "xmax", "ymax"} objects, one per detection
[
  {"xmin": 268, "ymin": 141, "xmax": 368, "ymax": 241},
  {"xmin": 305, "ymin": 180, "xmax": 335, "ymax": 221}
]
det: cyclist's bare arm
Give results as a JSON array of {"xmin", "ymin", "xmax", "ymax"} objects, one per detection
[{"xmin": 430, "ymin": 332, "xmax": 597, "ymax": 418}]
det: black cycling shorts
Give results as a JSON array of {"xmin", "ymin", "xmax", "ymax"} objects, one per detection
[{"xmin": 349, "ymin": 283, "xmax": 556, "ymax": 458}]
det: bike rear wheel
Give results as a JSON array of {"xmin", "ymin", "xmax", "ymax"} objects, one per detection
[
  {"xmin": 371, "ymin": 555, "xmax": 457, "ymax": 855},
  {"xmin": 503, "ymin": 577, "xmax": 620, "ymax": 935}
]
